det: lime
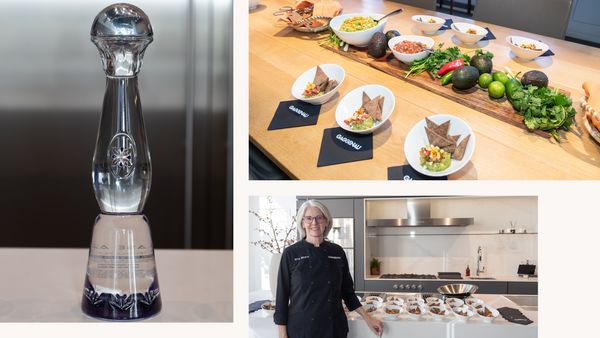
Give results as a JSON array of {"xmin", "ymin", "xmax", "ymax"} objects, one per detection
[
  {"xmin": 478, "ymin": 73, "xmax": 493, "ymax": 89},
  {"xmin": 492, "ymin": 71, "xmax": 509, "ymax": 85},
  {"xmin": 505, "ymin": 78, "xmax": 521, "ymax": 98},
  {"xmin": 488, "ymin": 81, "xmax": 505, "ymax": 99}
]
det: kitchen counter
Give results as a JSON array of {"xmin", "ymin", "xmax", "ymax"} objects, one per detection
[
  {"xmin": 249, "ymin": 0, "xmax": 600, "ymax": 179},
  {"xmin": 366, "ymin": 275, "xmax": 538, "ymax": 282},
  {"xmin": 0, "ymin": 248, "xmax": 233, "ymax": 322},
  {"xmin": 249, "ymin": 291, "xmax": 537, "ymax": 338}
]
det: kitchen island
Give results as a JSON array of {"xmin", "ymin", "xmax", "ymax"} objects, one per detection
[
  {"xmin": 249, "ymin": 0, "xmax": 600, "ymax": 179},
  {"xmin": 249, "ymin": 291, "xmax": 537, "ymax": 338}
]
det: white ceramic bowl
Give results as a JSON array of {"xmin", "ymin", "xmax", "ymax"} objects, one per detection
[
  {"xmin": 407, "ymin": 304, "xmax": 426, "ymax": 320},
  {"xmin": 451, "ymin": 22, "xmax": 488, "ymax": 45},
  {"xmin": 465, "ymin": 297, "xmax": 485, "ymax": 309},
  {"xmin": 428, "ymin": 305, "xmax": 450, "ymax": 320},
  {"xmin": 388, "ymin": 35, "xmax": 435, "ymax": 64},
  {"xmin": 404, "ymin": 114, "xmax": 476, "ymax": 177},
  {"xmin": 475, "ymin": 305, "xmax": 500, "ymax": 323},
  {"xmin": 506, "ymin": 35, "xmax": 549, "ymax": 60},
  {"xmin": 452, "ymin": 305, "xmax": 474, "ymax": 321},
  {"xmin": 291, "ymin": 64, "xmax": 345, "ymax": 105},
  {"xmin": 411, "ymin": 14, "xmax": 445, "ymax": 35},
  {"xmin": 407, "ymin": 299, "xmax": 425, "ymax": 307},
  {"xmin": 426, "ymin": 297, "xmax": 443, "ymax": 306},
  {"xmin": 386, "ymin": 299, "xmax": 404, "ymax": 307},
  {"xmin": 261, "ymin": 301, "xmax": 276, "ymax": 315},
  {"xmin": 364, "ymin": 296, "xmax": 384, "ymax": 308},
  {"xmin": 362, "ymin": 303, "xmax": 378, "ymax": 314},
  {"xmin": 330, "ymin": 13, "xmax": 387, "ymax": 47},
  {"xmin": 383, "ymin": 304, "xmax": 403, "ymax": 320},
  {"xmin": 446, "ymin": 297, "xmax": 465, "ymax": 307},
  {"xmin": 335, "ymin": 84, "xmax": 395, "ymax": 134},
  {"xmin": 386, "ymin": 295, "xmax": 404, "ymax": 303}
]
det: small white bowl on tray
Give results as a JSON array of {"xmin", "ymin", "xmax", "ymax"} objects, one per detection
[
  {"xmin": 335, "ymin": 84, "xmax": 395, "ymax": 134},
  {"xmin": 388, "ymin": 35, "xmax": 435, "ymax": 65},
  {"xmin": 382, "ymin": 304, "xmax": 404, "ymax": 320},
  {"xmin": 428, "ymin": 305, "xmax": 451, "ymax": 321},
  {"xmin": 411, "ymin": 14, "xmax": 446, "ymax": 35},
  {"xmin": 426, "ymin": 297, "xmax": 443, "ymax": 307},
  {"xmin": 406, "ymin": 304, "xmax": 427, "ymax": 320},
  {"xmin": 452, "ymin": 305, "xmax": 475, "ymax": 321},
  {"xmin": 465, "ymin": 297, "xmax": 485, "ymax": 309},
  {"xmin": 506, "ymin": 35, "xmax": 549, "ymax": 60},
  {"xmin": 451, "ymin": 22, "xmax": 488, "ymax": 45},
  {"xmin": 403, "ymin": 114, "xmax": 476, "ymax": 177},
  {"xmin": 261, "ymin": 301, "xmax": 276, "ymax": 315},
  {"xmin": 446, "ymin": 297, "xmax": 465, "ymax": 308},
  {"xmin": 329, "ymin": 13, "xmax": 388, "ymax": 47},
  {"xmin": 291, "ymin": 64, "xmax": 345, "ymax": 105},
  {"xmin": 386, "ymin": 295, "xmax": 404, "ymax": 303},
  {"xmin": 475, "ymin": 304, "xmax": 500, "ymax": 323}
]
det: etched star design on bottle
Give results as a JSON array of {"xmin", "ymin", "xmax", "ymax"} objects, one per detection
[{"xmin": 82, "ymin": 3, "xmax": 161, "ymax": 321}]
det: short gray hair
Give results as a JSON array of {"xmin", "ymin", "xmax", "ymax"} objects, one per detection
[{"xmin": 296, "ymin": 200, "xmax": 333, "ymax": 240}]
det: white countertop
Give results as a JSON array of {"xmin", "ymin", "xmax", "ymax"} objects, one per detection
[
  {"xmin": 249, "ymin": 291, "xmax": 537, "ymax": 338},
  {"xmin": 0, "ymin": 248, "xmax": 233, "ymax": 322}
]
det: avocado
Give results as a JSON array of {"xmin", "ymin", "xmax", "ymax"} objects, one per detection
[
  {"xmin": 384, "ymin": 30, "xmax": 401, "ymax": 48},
  {"xmin": 470, "ymin": 55, "xmax": 493, "ymax": 74},
  {"xmin": 368, "ymin": 32, "xmax": 387, "ymax": 58},
  {"xmin": 451, "ymin": 66, "xmax": 480, "ymax": 90},
  {"xmin": 521, "ymin": 70, "xmax": 548, "ymax": 88}
]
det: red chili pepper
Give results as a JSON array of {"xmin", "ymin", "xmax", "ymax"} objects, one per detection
[{"xmin": 437, "ymin": 59, "xmax": 464, "ymax": 76}]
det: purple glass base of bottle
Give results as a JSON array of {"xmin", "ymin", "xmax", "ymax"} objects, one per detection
[{"xmin": 81, "ymin": 277, "xmax": 161, "ymax": 320}]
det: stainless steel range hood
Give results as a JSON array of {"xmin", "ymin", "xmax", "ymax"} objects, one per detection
[{"xmin": 366, "ymin": 199, "xmax": 474, "ymax": 227}]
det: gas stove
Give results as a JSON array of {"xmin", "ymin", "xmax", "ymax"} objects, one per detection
[{"xmin": 379, "ymin": 273, "xmax": 438, "ymax": 279}]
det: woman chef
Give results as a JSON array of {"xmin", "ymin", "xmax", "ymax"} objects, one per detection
[{"xmin": 274, "ymin": 200, "xmax": 383, "ymax": 338}]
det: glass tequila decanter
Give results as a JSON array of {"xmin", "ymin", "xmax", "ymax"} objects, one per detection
[{"xmin": 81, "ymin": 3, "xmax": 161, "ymax": 320}]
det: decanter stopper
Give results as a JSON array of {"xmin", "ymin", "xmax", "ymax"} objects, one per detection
[{"xmin": 91, "ymin": 3, "xmax": 153, "ymax": 77}]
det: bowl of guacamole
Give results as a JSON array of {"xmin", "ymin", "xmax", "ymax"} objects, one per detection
[{"xmin": 330, "ymin": 13, "xmax": 387, "ymax": 47}]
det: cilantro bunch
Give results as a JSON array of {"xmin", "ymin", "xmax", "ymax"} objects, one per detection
[{"xmin": 508, "ymin": 85, "xmax": 576, "ymax": 141}]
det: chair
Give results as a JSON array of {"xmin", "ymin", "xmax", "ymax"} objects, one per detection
[
  {"xmin": 473, "ymin": 0, "xmax": 573, "ymax": 39},
  {"xmin": 388, "ymin": 0, "xmax": 437, "ymax": 11}
]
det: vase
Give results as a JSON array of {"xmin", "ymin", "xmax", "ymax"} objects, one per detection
[{"xmin": 269, "ymin": 253, "xmax": 282, "ymax": 300}]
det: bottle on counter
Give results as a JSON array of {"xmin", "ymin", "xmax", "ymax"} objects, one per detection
[{"xmin": 466, "ymin": 265, "xmax": 471, "ymax": 277}]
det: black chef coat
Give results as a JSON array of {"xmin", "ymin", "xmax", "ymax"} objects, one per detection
[{"xmin": 274, "ymin": 239, "xmax": 362, "ymax": 338}]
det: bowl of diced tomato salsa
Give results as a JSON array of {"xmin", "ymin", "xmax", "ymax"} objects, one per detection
[{"xmin": 388, "ymin": 35, "xmax": 434, "ymax": 64}]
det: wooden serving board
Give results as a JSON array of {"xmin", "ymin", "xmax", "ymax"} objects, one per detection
[{"xmin": 321, "ymin": 44, "xmax": 563, "ymax": 138}]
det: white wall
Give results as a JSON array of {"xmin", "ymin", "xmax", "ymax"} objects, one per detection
[
  {"xmin": 249, "ymin": 196, "xmax": 297, "ymax": 292},
  {"xmin": 364, "ymin": 196, "xmax": 538, "ymax": 278}
]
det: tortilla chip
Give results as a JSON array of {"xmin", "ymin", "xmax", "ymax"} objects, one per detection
[
  {"xmin": 377, "ymin": 96, "xmax": 385, "ymax": 120},
  {"xmin": 313, "ymin": 66, "xmax": 328, "ymax": 87},
  {"xmin": 453, "ymin": 134, "xmax": 471, "ymax": 160},
  {"xmin": 324, "ymin": 79, "xmax": 338, "ymax": 93},
  {"xmin": 433, "ymin": 120, "xmax": 450, "ymax": 137},
  {"xmin": 442, "ymin": 144, "xmax": 457, "ymax": 154},
  {"xmin": 362, "ymin": 92, "xmax": 371, "ymax": 107},
  {"xmin": 363, "ymin": 96, "xmax": 382, "ymax": 121},
  {"xmin": 449, "ymin": 134, "xmax": 461, "ymax": 143},
  {"xmin": 425, "ymin": 127, "xmax": 455, "ymax": 147},
  {"xmin": 425, "ymin": 117, "xmax": 438, "ymax": 130}
]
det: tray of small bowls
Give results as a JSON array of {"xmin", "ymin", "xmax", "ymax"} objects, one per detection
[
  {"xmin": 407, "ymin": 303, "xmax": 427, "ymax": 320},
  {"xmin": 428, "ymin": 304, "xmax": 452, "ymax": 321},
  {"xmin": 446, "ymin": 297, "xmax": 465, "ymax": 308},
  {"xmin": 451, "ymin": 304, "xmax": 475, "ymax": 321},
  {"xmin": 475, "ymin": 304, "xmax": 500, "ymax": 323},
  {"xmin": 383, "ymin": 303, "xmax": 404, "ymax": 320}
]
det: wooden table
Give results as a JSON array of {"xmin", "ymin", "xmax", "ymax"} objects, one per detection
[{"xmin": 249, "ymin": 0, "xmax": 600, "ymax": 179}]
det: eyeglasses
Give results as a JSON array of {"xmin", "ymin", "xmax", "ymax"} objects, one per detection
[{"xmin": 302, "ymin": 215, "xmax": 325, "ymax": 224}]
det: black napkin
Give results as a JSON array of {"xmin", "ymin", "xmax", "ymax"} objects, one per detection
[
  {"xmin": 249, "ymin": 300, "xmax": 270, "ymax": 313},
  {"xmin": 498, "ymin": 307, "xmax": 534, "ymax": 325},
  {"xmin": 439, "ymin": 18, "xmax": 453, "ymax": 31},
  {"xmin": 268, "ymin": 100, "xmax": 320, "ymax": 130},
  {"xmin": 388, "ymin": 165, "xmax": 448, "ymax": 180},
  {"xmin": 540, "ymin": 49, "xmax": 555, "ymax": 57},
  {"xmin": 481, "ymin": 27, "xmax": 496, "ymax": 41},
  {"xmin": 317, "ymin": 127, "xmax": 373, "ymax": 167}
]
